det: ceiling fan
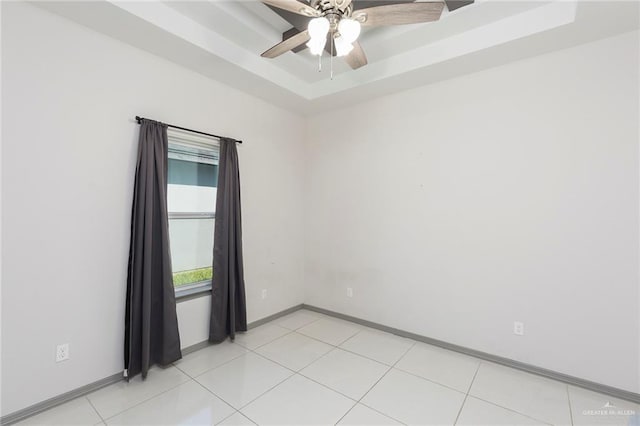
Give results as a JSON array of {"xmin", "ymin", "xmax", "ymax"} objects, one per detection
[{"xmin": 260, "ymin": 0, "xmax": 459, "ymax": 70}]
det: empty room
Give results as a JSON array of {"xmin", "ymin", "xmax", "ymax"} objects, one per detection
[{"xmin": 1, "ymin": 0, "xmax": 638, "ymax": 425}]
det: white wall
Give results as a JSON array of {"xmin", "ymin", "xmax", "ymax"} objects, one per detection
[
  {"xmin": 305, "ymin": 30, "xmax": 639, "ymax": 393},
  {"xmin": 176, "ymin": 296, "xmax": 212, "ymax": 349},
  {"xmin": 1, "ymin": 2, "xmax": 305, "ymax": 415}
]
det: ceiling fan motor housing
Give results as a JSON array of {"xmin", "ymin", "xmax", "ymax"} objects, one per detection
[{"xmin": 312, "ymin": 0, "xmax": 353, "ymax": 18}]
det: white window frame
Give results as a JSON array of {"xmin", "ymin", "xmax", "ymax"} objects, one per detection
[{"xmin": 167, "ymin": 127, "xmax": 220, "ymax": 300}]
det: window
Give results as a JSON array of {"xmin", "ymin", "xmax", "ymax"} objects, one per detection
[{"xmin": 167, "ymin": 129, "xmax": 219, "ymax": 298}]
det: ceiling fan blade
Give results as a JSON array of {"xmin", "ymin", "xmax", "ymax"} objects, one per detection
[
  {"xmin": 261, "ymin": 0, "xmax": 320, "ymax": 17},
  {"xmin": 344, "ymin": 41, "xmax": 367, "ymax": 69},
  {"xmin": 445, "ymin": 0, "xmax": 474, "ymax": 11},
  {"xmin": 261, "ymin": 29, "xmax": 310, "ymax": 58},
  {"xmin": 353, "ymin": 2, "xmax": 445, "ymax": 26}
]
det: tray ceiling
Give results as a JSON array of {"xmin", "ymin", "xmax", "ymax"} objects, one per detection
[{"xmin": 34, "ymin": 1, "xmax": 640, "ymax": 114}]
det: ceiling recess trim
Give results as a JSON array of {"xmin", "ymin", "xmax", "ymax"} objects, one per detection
[
  {"xmin": 109, "ymin": 0, "xmax": 577, "ymax": 100},
  {"xmin": 33, "ymin": 0, "xmax": 638, "ymax": 114}
]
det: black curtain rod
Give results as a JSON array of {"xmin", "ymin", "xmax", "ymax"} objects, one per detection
[{"xmin": 135, "ymin": 116, "xmax": 242, "ymax": 144}]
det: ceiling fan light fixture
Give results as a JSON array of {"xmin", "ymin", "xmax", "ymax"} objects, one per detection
[
  {"xmin": 306, "ymin": 37, "xmax": 326, "ymax": 56},
  {"xmin": 334, "ymin": 36, "xmax": 354, "ymax": 57},
  {"xmin": 308, "ymin": 17, "xmax": 330, "ymax": 40},
  {"xmin": 337, "ymin": 18, "xmax": 361, "ymax": 43}
]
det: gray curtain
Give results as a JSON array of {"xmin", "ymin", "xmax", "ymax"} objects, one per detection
[
  {"xmin": 125, "ymin": 119, "xmax": 182, "ymax": 379},
  {"xmin": 209, "ymin": 138, "xmax": 248, "ymax": 342}
]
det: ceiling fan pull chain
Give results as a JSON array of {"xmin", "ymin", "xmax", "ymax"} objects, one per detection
[{"xmin": 330, "ymin": 37, "xmax": 334, "ymax": 80}]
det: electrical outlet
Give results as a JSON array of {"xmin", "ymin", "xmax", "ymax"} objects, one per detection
[
  {"xmin": 56, "ymin": 343, "xmax": 69, "ymax": 362},
  {"xmin": 347, "ymin": 287, "xmax": 353, "ymax": 298},
  {"xmin": 513, "ymin": 321, "xmax": 524, "ymax": 336},
  {"xmin": 261, "ymin": 289, "xmax": 267, "ymax": 299}
]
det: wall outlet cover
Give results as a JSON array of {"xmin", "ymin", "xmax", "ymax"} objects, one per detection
[
  {"xmin": 513, "ymin": 321, "xmax": 524, "ymax": 336},
  {"xmin": 56, "ymin": 343, "xmax": 70, "ymax": 362}
]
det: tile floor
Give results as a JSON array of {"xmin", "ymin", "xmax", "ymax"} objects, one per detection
[{"xmin": 16, "ymin": 309, "xmax": 640, "ymax": 425}]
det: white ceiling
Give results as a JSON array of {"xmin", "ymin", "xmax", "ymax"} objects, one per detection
[{"xmin": 35, "ymin": 0, "xmax": 639, "ymax": 114}]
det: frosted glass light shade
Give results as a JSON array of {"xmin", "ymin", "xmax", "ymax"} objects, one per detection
[
  {"xmin": 338, "ymin": 18, "xmax": 361, "ymax": 43},
  {"xmin": 307, "ymin": 37, "xmax": 326, "ymax": 56},
  {"xmin": 308, "ymin": 17, "xmax": 330, "ymax": 40},
  {"xmin": 334, "ymin": 36, "xmax": 354, "ymax": 57}
]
